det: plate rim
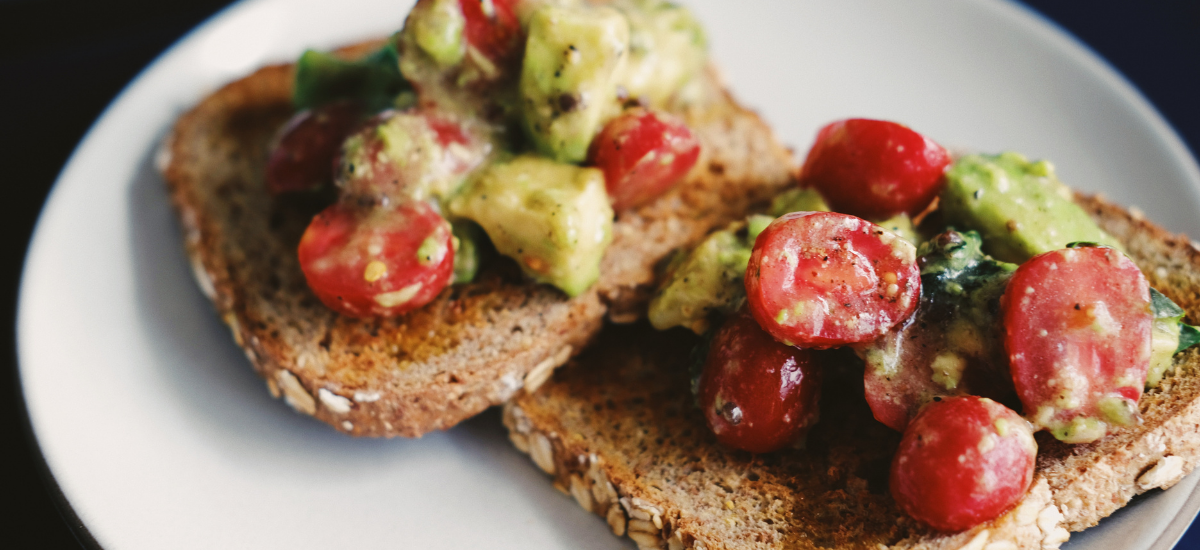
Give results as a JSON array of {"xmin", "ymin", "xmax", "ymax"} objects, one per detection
[{"xmin": 15, "ymin": 0, "xmax": 1200, "ymax": 548}]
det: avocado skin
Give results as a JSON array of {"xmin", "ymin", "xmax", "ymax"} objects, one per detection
[{"xmin": 940, "ymin": 152, "xmax": 1123, "ymax": 263}]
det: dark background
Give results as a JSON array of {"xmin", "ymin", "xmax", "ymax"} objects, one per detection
[{"xmin": 1, "ymin": 0, "xmax": 1198, "ymax": 547}]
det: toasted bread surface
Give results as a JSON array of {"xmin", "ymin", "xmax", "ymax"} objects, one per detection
[
  {"xmin": 162, "ymin": 45, "xmax": 796, "ymax": 437},
  {"xmin": 504, "ymin": 194, "xmax": 1200, "ymax": 550}
]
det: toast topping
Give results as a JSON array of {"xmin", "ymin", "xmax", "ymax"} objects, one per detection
[
  {"xmin": 268, "ymin": 0, "xmax": 710, "ymax": 311},
  {"xmin": 633, "ymin": 117, "xmax": 1200, "ymax": 536}
]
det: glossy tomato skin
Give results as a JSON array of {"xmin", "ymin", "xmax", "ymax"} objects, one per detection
[
  {"xmin": 298, "ymin": 201, "xmax": 454, "ymax": 318},
  {"xmin": 799, "ymin": 119, "xmax": 951, "ymax": 219},
  {"xmin": 1002, "ymin": 246, "xmax": 1152, "ymax": 443},
  {"xmin": 588, "ymin": 108, "xmax": 701, "ymax": 211},
  {"xmin": 745, "ymin": 211, "xmax": 921, "ymax": 348},
  {"xmin": 891, "ymin": 396, "xmax": 1037, "ymax": 532},
  {"xmin": 697, "ymin": 309, "xmax": 822, "ymax": 454},
  {"xmin": 266, "ymin": 100, "xmax": 365, "ymax": 195}
]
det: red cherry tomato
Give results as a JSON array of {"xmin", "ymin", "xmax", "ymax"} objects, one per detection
[
  {"xmin": 798, "ymin": 118, "xmax": 950, "ymax": 219},
  {"xmin": 1002, "ymin": 246, "xmax": 1151, "ymax": 443},
  {"xmin": 745, "ymin": 211, "xmax": 921, "ymax": 348},
  {"xmin": 266, "ymin": 100, "xmax": 365, "ymax": 195},
  {"xmin": 890, "ymin": 396, "xmax": 1037, "ymax": 532},
  {"xmin": 588, "ymin": 108, "xmax": 701, "ymax": 211},
  {"xmin": 298, "ymin": 201, "xmax": 454, "ymax": 318},
  {"xmin": 459, "ymin": 0, "xmax": 523, "ymax": 66},
  {"xmin": 336, "ymin": 109, "xmax": 488, "ymax": 205},
  {"xmin": 697, "ymin": 309, "xmax": 822, "ymax": 454}
]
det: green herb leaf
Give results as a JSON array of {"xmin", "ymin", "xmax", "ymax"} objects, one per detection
[
  {"xmin": 1150, "ymin": 288, "xmax": 1186, "ymax": 320},
  {"xmin": 293, "ymin": 41, "xmax": 409, "ymax": 111},
  {"xmin": 1177, "ymin": 324, "xmax": 1200, "ymax": 354}
]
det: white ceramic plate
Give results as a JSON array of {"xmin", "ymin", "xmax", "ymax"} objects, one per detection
[{"xmin": 19, "ymin": 0, "xmax": 1200, "ymax": 548}]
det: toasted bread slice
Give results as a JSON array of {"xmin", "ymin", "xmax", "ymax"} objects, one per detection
[
  {"xmin": 162, "ymin": 41, "xmax": 795, "ymax": 437},
  {"xmin": 503, "ymin": 193, "xmax": 1200, "ymax": 550}
]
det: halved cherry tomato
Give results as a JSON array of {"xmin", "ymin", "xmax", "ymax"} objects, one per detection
[
  {"xmin": 798, "ymin": 118, "xmax": 950, "ymax": 219},
  {"xmin": 298, "ymin": 201, "xmax": 454, "ymax": 318},
  {"xmin": 1002, "ymin": 245, "xmax": 1152, "ymax": 443},
  {"xmin": 460, "ymin": 0, "xmax": 523, "ymax": 66},
  {"xmin": 588, "ymin": 108, "xmax": 701, "ymax": 211},
  {"xmin": 266, "ymin": 100, "xmax": 365, "ymax": 195},
  {"xmin": 890, "ymin": 396, "xmax": 1037, "ymax": 532},
  {"xmin": 697, "ymin": 308, "xmax": 822, "ymax": 454},
  {"xmin": 745, "ymin": 211, "xmax": 920, "ymax": 348},
  {"xmin": 336, "ymin": 109, "xmax": 489, "ymax": 205}
]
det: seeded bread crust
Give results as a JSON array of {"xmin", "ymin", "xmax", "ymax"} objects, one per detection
[
  {"xmin": 162, "ymin": 43, "xmax": 795, "ymax": 437},
  {"xmin": 504, "ymin": 193, "xmax": 1200, "ymax": 550}
]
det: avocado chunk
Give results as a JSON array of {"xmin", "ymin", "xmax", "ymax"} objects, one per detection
[
  {"xmin": 648, "ymin": 214, "xmax": 772, "ymax": 333},
  {"xmin": 769, "ymin": 188, "xmax": 830, "ymax": 217},
  {"xmin": 405, "ymin": 0, "xmax": 466, "ymax": 67},
  {"xmin": 610, "ymin": 0, "xmax": 707, "ymax": 107},
  {"xmin": 1147, "ymin": 288, "xmax": 1200, "ymax": 388},
  {"xmin": 294, "ymin": 42, "xmax": 409, "ymax": 111},
  {"xmin": 940, "ymin": 152, "xmax": 1123, "ymax": 263},
  {"xmin": 873, "ymin": 213, "xmax": 919, "ymax": 246},
  {"xmin": 448, "ymin": 155, "xmax": 613, "ymax": 296},
  {"xmin": 520, "ymin": 4, "xmax": 629, "ymax": 163},
  {"xmin": 450, "ymin": 220, "xmax": 491, "ymax": 284}
]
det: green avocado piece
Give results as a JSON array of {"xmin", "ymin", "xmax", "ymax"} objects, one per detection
[
  {"xmin": 1147, "ymin": 288, "xmax": 1200, "ymax": 388},
  {"xmin": 520, "ymin": 4, "xmax": 629, "ymax": 163},
  {"xmin": 406, "ymin": 0, "xmax": 466, "ymax": 67},
  {"xmin": 940, "ymin": 152, "xmax": 1123, "ymax": 263},
  {"xmin": 610, "ymin": 0, "xmax": 707, "ymax": 107},
  {"xmin": 448, "ymin": 155, "xmax": 613, "ymax": 296},
  {"xmin": 648, "ymin": 214, "xmax": 772, "ymax": 333},
  {"xmin": 450, "ymin": 220, "xmax": 491, "ymax": 284},
  {"xmin": 769, "ymin": 188, "xmax": 830, "ymax": 217},
  {"xmin": 294, "ymin": 42, "xmax": 409, "ymax": 111},
  {"xmin": 874, "ymin": 213, "xmax": 919, "ymax": 247}
]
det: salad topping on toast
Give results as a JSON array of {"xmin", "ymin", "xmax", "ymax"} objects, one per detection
[
  {"xmin": 641, "ymin": 117, "xmax": 1200, "ymax": 533},
  {"xmin": 271, "ymin": 0, "xmax": 711, "ymax": 316}
]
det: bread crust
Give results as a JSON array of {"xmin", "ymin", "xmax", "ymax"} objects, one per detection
[
  {"xmin": 162, "ymin": 46, "xmax": 796, "ymax": 437},
  {"xmin": 504, "ymin": 193, "xmax": 1200, "ymax": 549}
]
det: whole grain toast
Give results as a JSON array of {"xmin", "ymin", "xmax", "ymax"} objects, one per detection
[
  {"xmin": 162, "ymin": 42, "xmax": 795, "ymax": 437},
  {"xmin": 503, "ymin": 193, "xmax": 1200, "ymax": 550}
]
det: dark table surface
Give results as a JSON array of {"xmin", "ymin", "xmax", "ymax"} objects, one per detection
[{"xmin": 2, "ymin": 0, "xmax": 1198, "ymax": 547}]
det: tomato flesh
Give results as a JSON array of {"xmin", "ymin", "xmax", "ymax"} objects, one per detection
[
  {"xmin": 460, "ymin": 0, "xmax": 523, "ymax": 67},
  {"xmin": 298, "ymin": 201, "xmax": 454, "ymax": 318},
  {"xmin": 588, "ymin": 108, "xmax": 701, "ymax": 211},
  {"xmin": 266, "ymin": 100, "xmax": 365, "ymax": 195},
  {"xmin": 1002, "ymin": 246, "xmax": 1152, "ymax": 443},
  {"xmin": 697, "ymin": 309, "xmax": 822, "ymax": 453},
  {"xmin": 890, "ymin": 396, "xmax": 1037, "ymax": 532},
  {"xmin": 745, "ymin": 211, "xmax": 921, "ymax": 348},
  {"xmin": 336, "ymin": 109, "xmax": 489, "ymax": 205},
  {"xmin": 799, "ymin": 118, "xmax": 950, "ymax": 219}
]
